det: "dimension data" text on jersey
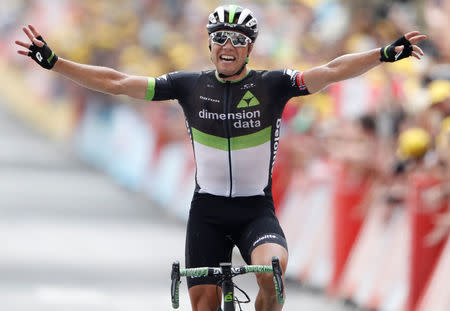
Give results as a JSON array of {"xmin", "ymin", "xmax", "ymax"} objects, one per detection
[{"xmin": 198, "ymin": 109, "xmax": 261, "ymax": 128}]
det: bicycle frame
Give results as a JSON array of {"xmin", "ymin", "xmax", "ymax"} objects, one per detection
[{"xmin": 171, "ymin": 256, "xmax": 284, "ymax": 311}]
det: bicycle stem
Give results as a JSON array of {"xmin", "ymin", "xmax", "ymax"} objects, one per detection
[{"xmin": 220, "ymin": 262, "xmax": 235, "ymax": 311}]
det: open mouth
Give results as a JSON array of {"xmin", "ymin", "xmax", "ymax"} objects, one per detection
[{"xmin": 220, "ymin": 55, "xmax": 236, "ymax": 62}]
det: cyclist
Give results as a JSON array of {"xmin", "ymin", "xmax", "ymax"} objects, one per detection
[{"xmin": 15, "ymin": 4, "xmax": 426, "ymax": 311}]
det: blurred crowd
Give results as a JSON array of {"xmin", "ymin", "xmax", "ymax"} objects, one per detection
[{"xmin": 1, "ymin": 0, "xmax": 449, "ymax": 239}]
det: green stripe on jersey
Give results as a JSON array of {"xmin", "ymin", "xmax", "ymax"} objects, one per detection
[
  {"xmin": 231, "ymin": 126, "xmax": 271, "ymax": 150},
  {"xmin": 145, "ymin": 77, "xmax": 155, "ymax": 101},
  {"xmin": 192, "ymin": 126, "xmax": 271, "ymax": 151},
  {"xmin": 192, "ymin": 127, "xmax": 229, "ymax": 151}
]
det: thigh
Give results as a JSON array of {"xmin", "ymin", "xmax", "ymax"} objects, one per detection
[
  {"xmin": 236, "ymin": 212, "xmax": 288, "ymax": 265},
  {"xmin": 185, "ymin": 207, "xmax": 234, "ymax": 288}
]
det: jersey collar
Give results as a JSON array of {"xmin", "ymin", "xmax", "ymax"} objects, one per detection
[{"xmin": 215, "ymin": 69, "xmax": 253, "ymax": 84}]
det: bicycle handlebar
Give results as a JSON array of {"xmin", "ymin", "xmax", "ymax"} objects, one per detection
[{"xmin": 170, "ymin": 256, "xmax": 284, "ymax": 309}]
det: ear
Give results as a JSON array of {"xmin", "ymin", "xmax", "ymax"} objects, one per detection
[{"xmin": 208, "ymin": 38, "xmax": 212, "ymax": 51}]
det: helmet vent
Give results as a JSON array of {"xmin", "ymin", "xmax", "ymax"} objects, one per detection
[{"xmin": 237, "ymin": 8, "xmax": 252, "ymax": 24}]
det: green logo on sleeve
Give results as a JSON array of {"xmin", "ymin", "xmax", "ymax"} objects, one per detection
[{"xmin": 237, "ymin": 91, "xmax": 260, "ymax": 108}]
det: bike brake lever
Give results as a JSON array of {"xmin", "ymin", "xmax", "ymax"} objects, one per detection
[
  {"xmin": 271, "ymin": 257, "xmax": 285, "ymax": 304},
  {"xmin": 171, "ymin": 261, "xmax": 181, "ymax": 309}
]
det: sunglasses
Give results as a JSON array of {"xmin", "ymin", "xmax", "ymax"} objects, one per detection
[{"xmin": 210, "ymin": 31, "xmax": 252, "ymax": 47}]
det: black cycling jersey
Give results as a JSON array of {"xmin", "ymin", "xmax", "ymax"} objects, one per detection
[{"xmin": 145, "ymin": 69, "xmax": 310, "ymax": 198}]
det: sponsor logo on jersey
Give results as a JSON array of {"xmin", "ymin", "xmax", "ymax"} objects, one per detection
[
  {"xmin": 198, "ymin": 108, "xmax": 261, "ymax": 129},
  {"xmin": 237, "ymin": 90, "xmax": 260, "ymax": 108},
  {"xmin": 241, "ymin": 82, "xmax": 255, "ymax": 90},
  {"xmin": 199, "ymin": 95, "xmax": 220, "ymax": 103},
  {"xmin": 270, "ymin": 118, "xmax": 281, "ymax": 176},
  {"xmin": 197, "ymin": 91, "xmax": 262, "ymax": 129}
]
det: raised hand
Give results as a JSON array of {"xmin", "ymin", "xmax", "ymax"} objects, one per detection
[
  {"xmin": 15, "ymin": 25, "xmax": 58, "ymax": 69},
  {"xmin": 380, "ymin": 30, "xmax": 427, "ymax": 62}
]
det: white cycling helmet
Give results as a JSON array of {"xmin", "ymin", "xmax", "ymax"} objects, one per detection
[{"xmin": 206, "ymin": 5, "xmax": 258, "ymax": 42}]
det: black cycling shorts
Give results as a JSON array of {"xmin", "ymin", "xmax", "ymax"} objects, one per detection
[{"xmin": 185, "ymin": 193, "xmax": 288, "ymax": 288}]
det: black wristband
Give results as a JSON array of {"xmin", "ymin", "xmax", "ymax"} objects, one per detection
[
  {"xmin": 380, "ymin": 36, "xmax": 413, "ymax": 62},
  {"xmin": 28, "ymin": 35, "xmax": 58, "ymax": 70}
]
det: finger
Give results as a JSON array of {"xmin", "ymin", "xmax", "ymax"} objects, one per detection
[
  {"xmin": 23, "ymin": 26, "xmax": 35, "ymax": 42},
  {"xmin": 17, "ymin": 50, "xmax": 30, "ymax": 56},
  {"xmin": 404, "ymin": 31, "xmax": 421, "ymax": 40},
  {"xmin": 32, "ymin": 37, "xmax": 44, "ymax": 47},
  {"xmin": 412, "ymin": 45, "xmax": 424, "ymax": 56},
  {"xmin": 15, "ymin": 40, "xmax": 31, "ymax": 49},
  {"xmin": 408, "ymin": 35, "xmax": 427, "ymax": 45},
  {"xmin": 412, "ymin": 51, "xmax": 421, "ymax": 60},
  {"xmin": 28, "ymin": 24, "xmax": 41, "ymax": 38}
]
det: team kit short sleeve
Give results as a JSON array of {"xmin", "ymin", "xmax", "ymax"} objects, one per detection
[
  {"xmin": 145, "ymin": 69, "xmax": 309, "ymax": 198},
  {"xmin": 146, "ymin": 71, "xmax": 201, "ymax": 101}
]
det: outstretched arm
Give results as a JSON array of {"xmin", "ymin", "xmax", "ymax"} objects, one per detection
[
  {"xmin": 15, "ymin": 25, "xmax": 148, "ymax": 100},
  {"xmin": 51, "ymin": 58, "xmax": 148, "ymax": 99},
  {"xmin": 303, "ymin": 31, "xmax": 426, "ymax": 93}
]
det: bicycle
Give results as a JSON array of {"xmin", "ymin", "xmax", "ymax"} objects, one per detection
[{"xmin": 171, "ymin": 256, "xmax": 284, "ymax": 311}]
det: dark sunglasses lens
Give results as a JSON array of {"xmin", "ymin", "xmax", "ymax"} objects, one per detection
[
  {"xmin": 234, "ymin": 35, "xmax": 247, "ymax": 46},
  {"xmin": 212, "ymin": 33, "xmax": 227, "ymax": 44}
]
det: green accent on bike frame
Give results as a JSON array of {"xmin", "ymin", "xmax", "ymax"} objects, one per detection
[
  {"xmin": 180, "ymin": 267, "xmax": 208, "ymax": 277},
  {"xmin": 215, "ymin": 69, "xmax": 252, "ymax": 84},
  {"xmin": 192, "ymin": 126, "xmax": 271, "ymax": 151},
  {"xmin": 245, "ymin": 265, "xmax": 273, "ymax": 273},
  {"xmin": 228, "ymin": 5, "xmax": 238, "ymax": 23},
  {"xmin": 145, "ymin": 77, "xmax": 155, "ymax": 101},
  {"xmin": 224, "ymin": 291, "xmax": 233, "ymax": 302},
  {"xmin": 383, "ymin": 46, "xmax": 389, "ymax": 59},
  {"xmin": 47, "ymin": 51, "xmax": 55, "ymax": 63}
]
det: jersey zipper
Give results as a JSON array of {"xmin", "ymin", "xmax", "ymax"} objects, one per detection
[{"xmin": 223, "ymin": 82, "xmax": 233, "ymax": 198}]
